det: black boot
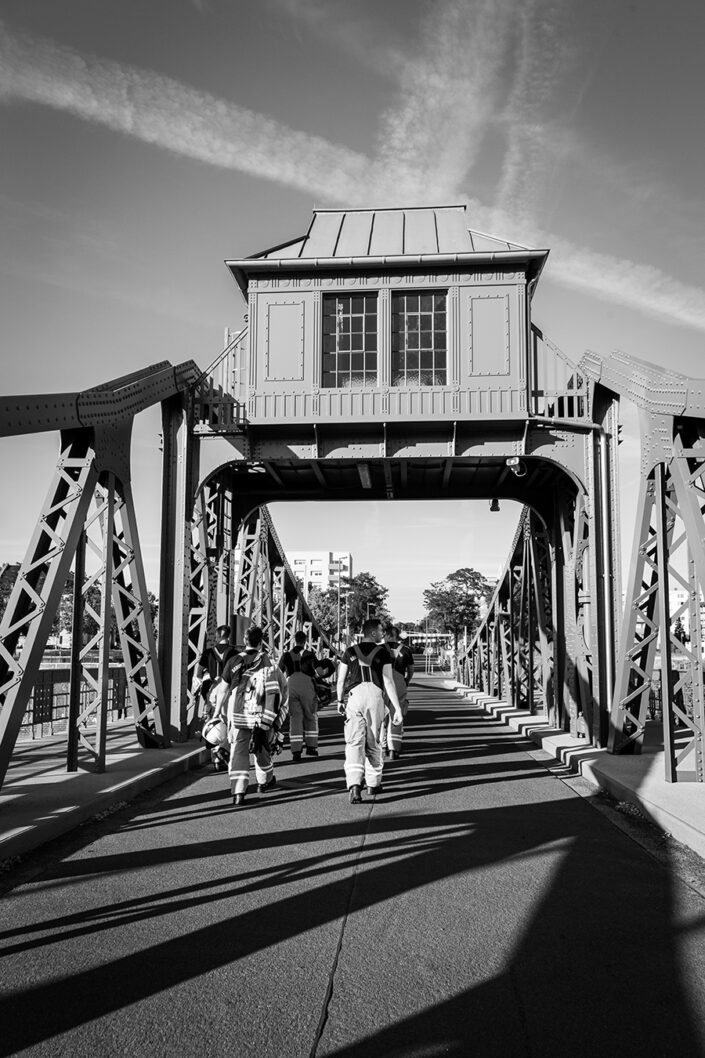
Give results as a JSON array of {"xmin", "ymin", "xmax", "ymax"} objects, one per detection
[
  {"xmin": 232, "ymin": 793, "xmax": 245, "ymax": 807},
  {"xmin": 349, "ymin": 785, "xmax": 362, "ymax": 804}
]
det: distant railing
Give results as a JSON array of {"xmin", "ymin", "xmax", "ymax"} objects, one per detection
[
  {"xmin": 192, "ymin": 326, "xmax": 248, "ymax": 433},
  {"xmin": 528, "ymin": 324, "xmax": 589, "ymax": 420},
  {"xmin": 19, "ymin": 666, "xmax": 130, "ymax": 740}
]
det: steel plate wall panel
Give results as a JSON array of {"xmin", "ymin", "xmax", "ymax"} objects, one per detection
[
  {"xmin": 369, "ymin": 211, "xmax": 404, "ymax": 256},
  {"xmin": 469, "ymin": 295, "xmax": 511, "ymax": 376},
  {"xmin": 265, "ymin": 302, "xmax": 304, "ymax": 381},
  {"xmin": 335, "ymin": 212, "xmax": 374, "ymax": 257},
  {"xmin": 303, "ymin": 212, "xmax": 345, "ymax": 257},
  {"xmin": 435, "ymin": 209, "xmax": 473, "ymax": 253},
  {"xmin": 404, "ymin": 209, "xmax": 439, "ymax": 254}
]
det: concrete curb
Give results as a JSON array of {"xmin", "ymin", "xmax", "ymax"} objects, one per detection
[
  {"xmin": 449, "ymin": 681, "xmax": 705, "ymax": 861},
  {"xmin": 1, "ymin": 742, "xmax": 208, "ymax": 863}
]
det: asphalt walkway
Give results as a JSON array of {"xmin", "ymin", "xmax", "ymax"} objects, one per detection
[{"xmin": 1, "ymin": 677, "xmax": 705, "ymax": 1057}]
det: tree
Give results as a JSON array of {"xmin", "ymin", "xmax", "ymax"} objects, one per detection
[
  {"xmin": 674, "ymin": 616, "xmax": 688, "ymax": 644},
  {"xmin": 308, "ymin": 586, "xmax": 339, "ymax": 640},
  {"xmin": 147, "ymin": 591, "xmax": 159, "ymax": 640},
  {"xmin": 346, "ymin": 572, "xmax": 391, "ymax": 632},
  {"xmin": 423, "ymin": 567, "xmax": 489, "ymax": 647}
]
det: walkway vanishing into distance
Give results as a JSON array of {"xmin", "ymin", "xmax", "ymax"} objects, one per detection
[{"xmin": 2, "ymin": 677, "xmax": 705, "ymax": 1058}]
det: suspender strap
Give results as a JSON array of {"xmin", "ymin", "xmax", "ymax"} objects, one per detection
[{"xmin": 353, "ymin": 644, "xmax": 383, "ymax": 683}]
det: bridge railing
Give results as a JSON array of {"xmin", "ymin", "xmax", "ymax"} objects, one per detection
[
  {"xmin": 191, "ymin": 326, "xmax": 248, "ymax": 433},
  {"xmin": 528, "ymin": 324, "xmax": 589, "ymax": 420}
]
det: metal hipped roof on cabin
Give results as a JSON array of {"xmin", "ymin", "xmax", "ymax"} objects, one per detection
[
  {"xmin": 252, "ymin": 205, "xmax": 529, "ymax": 260},
  {"xmin": 225, "ymin": 205, "xmax": 549, "ymax": 296}
]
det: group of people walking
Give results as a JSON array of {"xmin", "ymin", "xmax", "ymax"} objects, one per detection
[{"xmin": 194, "ymin": 619, "xmax": 414, "ymax": 807}]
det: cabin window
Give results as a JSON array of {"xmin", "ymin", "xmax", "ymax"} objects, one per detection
[
  {"xmin": 391, "ymin": 291, "xmax": 447, "ymax": 386},
  {"xmin": 321, "ymin": 293, "xmax": 378, "ymax": 388}
]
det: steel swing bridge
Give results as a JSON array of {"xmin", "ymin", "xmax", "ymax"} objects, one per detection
[{"xmin": 1, "ymin": 205, "xmax": 703, "ymax": 790}]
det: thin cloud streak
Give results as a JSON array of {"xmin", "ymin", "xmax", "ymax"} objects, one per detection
[
  {"xmin": 0, "ymin": 20, "xmax": 371, "ymax": 205},
  {"xmin": 549, "ymin": 235, "xmax": 705, "ymax": 333},
  {"xmin": 474, "ymin": 200, "xmax": 705, "ymax": 333},
  {"xmin": 493, "ymin": 0, "xmax": 576, "ymax": 229},
  {"xmin": 1, "ymin": 9, "xmax": 704, "ymax": 334},
  {"xmin": 271, "ymin": 0, "xmax": 408, "ymax": 82},
  {"xmin": 372, "ymin": 0, "xmax": 515, "ymax": 202}
]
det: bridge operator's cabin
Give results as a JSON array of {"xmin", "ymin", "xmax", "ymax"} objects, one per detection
[{"xmin": 226, "ymin": 205, "xmax": 548, "ymax": 427}]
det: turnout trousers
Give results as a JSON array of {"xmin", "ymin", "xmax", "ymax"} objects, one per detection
[
  {"xmin": 228, "ymin": 726, "xmax": 274, "ymax": 794},
  {"xmin": 287, "ymin": 672, "xmax": 318, "ymax": 753},
  {"xmin": 381, "ymin": 672, "xmax": 409, "ymax": 755},
  {"xmin": 344, "ymin": 683, "xmax": 385, "ymax": 790}
]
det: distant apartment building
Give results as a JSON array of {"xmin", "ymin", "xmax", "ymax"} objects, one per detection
[{"xmin": 287, "ymin": 551, "xmax": 353, "ymax": 599}]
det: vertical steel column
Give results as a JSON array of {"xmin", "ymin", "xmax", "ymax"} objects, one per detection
[
  {"xmin": 654, "ymin": 465, "xmax": 677, "ymax": 782},
  {"xmin": 66, "ymin": 528, "xmax": 86, "ymax": 771},
  {"xmin": 529, "ymin": 527, "xmax": 552, "ymax": 714},
  {"xmin": 686, "ymin": 551, "xmax": 705, "ymax": 782},
  {"xmin": 608, "ymin": 476, "xmax": 660, "ymax": 753},
  {"xmin": 184, "ymin": 490, "xmax": 210, "ymax": 736},
  {"xmin": 94, "ymin": 479, "xmax": 115, "ymax": 770},
  {"xmin": 158, "ymin": 392, "xmax": 200, "ymax": 740},
  {"xmin": 665, "ymin": 435, "xmax": 705, "ymax": 780}
]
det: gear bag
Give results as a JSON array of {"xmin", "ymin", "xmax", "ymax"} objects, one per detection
[{"xmin": 234, "ymin": 652, "xmax": 267, "ymax": 720}]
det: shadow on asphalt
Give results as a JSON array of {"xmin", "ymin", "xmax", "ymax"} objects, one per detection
[{"xmin": 0, "ymin": 689, "xmax": 702, "ymax": 1058}]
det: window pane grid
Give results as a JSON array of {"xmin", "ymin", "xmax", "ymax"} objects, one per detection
[
  {"xmin": 391, "ymin": 290, "xmax": 448, "ymax": 386},
  {"xmin": 321, "ymin": 294, "xmax": 378, "ymax": 388}
]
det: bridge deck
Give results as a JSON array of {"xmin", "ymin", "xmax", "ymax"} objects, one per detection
[{"xmin": 1, "ymin": 679, "xmax": 705, "ymax": 1057}]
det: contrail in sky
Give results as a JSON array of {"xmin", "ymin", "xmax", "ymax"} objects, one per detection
[
  {"xmin": 0, "ymin": 19, "xmax": 371, "ymax": 204},
  {"xmin": 371, "ymin": 0, "xmax": 516, "ymax": 202},
  {"xmin": 1, "ymin": 9, "xmax": 704, "ymax": 334}
]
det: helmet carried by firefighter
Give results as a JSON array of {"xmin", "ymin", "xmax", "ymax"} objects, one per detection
[{"xmin": 202, "ymin": 717, "xmax": 228, "ymax": 746}]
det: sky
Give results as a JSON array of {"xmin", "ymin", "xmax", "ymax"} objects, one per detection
[{"xmin": 1, "ymin": 0, "xmax": 704, "ymax": 622}]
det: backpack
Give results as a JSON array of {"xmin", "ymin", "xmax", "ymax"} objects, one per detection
[{"xmin": 234, "ymin": 652, "xmax": 268, "ymax": 719}]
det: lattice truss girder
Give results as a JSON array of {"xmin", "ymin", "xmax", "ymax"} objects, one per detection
[
  {"xmin": 463, "ymin": 508, "xmax": 554, "ymax": 717},
  {"xmin": 185, "ymin": 486, "xmax": 329, "ymax": 708},
  {"xmin": 0, "ymin": 437, "xmax": 96, "ymax": 783},
  {"xmin": 610, "ymin": 427, "xmax": 705, "ymax": 781},
  {"xmin": 0, "ymin": 438, "xmax": 167, "ymax": 784}
]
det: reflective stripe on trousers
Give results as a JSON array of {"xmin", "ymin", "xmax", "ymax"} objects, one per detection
[
  {"xmin": 289, "ymin": 690, "xmax": 319, "ymax": 751},
  {"xmin": 228, "ymin": 726, "xmax": 273, "ymax": 793},
  {"xmin": 344, "ymin": 683, "xmax": 385, "ymax": 789}
]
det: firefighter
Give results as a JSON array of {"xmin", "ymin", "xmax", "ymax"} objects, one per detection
[
  {"xmin": 380, "ymin": 624, "xmax": 411, "ymax": 760},
  {"xmin": 335, "ymin": 617, "xmax": 403, "ymax": 803},
  {"xmin": 396, "ymin": 630, "xmax": 416, "ymax": 687},
  {"xmin": 279, "ymin": 629, "xmax": 319, "ymax": 760},
  {"xmin": 192, "ymin": 625, "xmax": 237, "ymax": 768},
  {"xmin": 223, "ymin": 626, "xmax": 288, "ymax": 807}
]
